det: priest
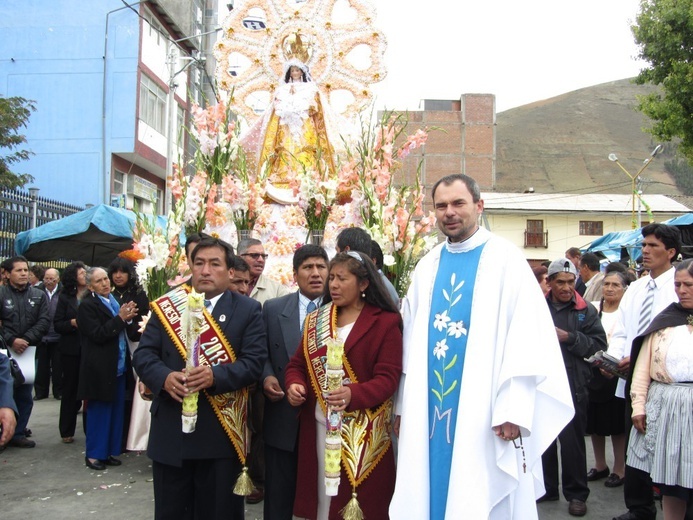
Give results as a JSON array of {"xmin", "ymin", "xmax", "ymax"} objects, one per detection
[{"xmin": 390, "ymin": 174, "xmax": 575, "ymax": 519}]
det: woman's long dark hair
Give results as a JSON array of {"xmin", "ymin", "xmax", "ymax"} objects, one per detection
[
  {"xmin": 61, "ymin": 261, "xmax": 87, "ymax": 297},
  {"xmin": 323, "ymin": 252, "xmax": 401, "ymax": 324},
  {"xmin": 108, "ymin": 257, "xmax": 139, "ymax": 291}
]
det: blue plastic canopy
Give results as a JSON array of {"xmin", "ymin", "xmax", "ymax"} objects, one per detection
[{"xmin": 14, "ymin": 204, "xmax": 164, "ymax": 266}]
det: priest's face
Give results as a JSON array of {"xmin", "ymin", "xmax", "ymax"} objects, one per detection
[
  {"xmin": 433, "ymin": 180, "xmax": 484, "ymax": 242},
  {"xmin": 548, "ymin": 272, "xmax": 576, "ymax": 303}
]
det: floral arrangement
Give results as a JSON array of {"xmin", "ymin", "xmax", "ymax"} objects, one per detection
[
  {"xmin": 294, "ymin": 149, "xmax": 339, "ymax": 235},
  {"xmin": 344, "ymin": 111, "xmax": 437, "ymax": 296},
  {"xmin": 128, "ymin": 190, "xmax": 185, "ymax": 301}
]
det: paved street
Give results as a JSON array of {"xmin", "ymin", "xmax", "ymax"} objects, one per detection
[{"xmin": 1, "ymin": 398, "xmax": 640, "ymax": 519}]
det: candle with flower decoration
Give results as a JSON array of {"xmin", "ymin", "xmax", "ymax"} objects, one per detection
[
  {"xmin": 181, "ymin": 289, "xmax": 205, "ymax": 433},
  {"xmin": 324, "ymin": 336, "xmax": 345, "ymax": 495}
]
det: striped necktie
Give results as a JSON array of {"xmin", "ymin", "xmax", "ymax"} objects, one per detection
[
  {"xmin": 204, "ymin": 299, "xmax": 212, "ymax": 312},
  {"xmin": 637, "ymin": 279, "xmax": 656, "ymax": 336}
]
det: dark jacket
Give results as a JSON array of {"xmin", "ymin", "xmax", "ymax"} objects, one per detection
[
  {"xmin": 53, "ymin": 292, "xmax": 80, "ymax": 356},
  {"xmin": 77, "ymin": 292, "xmax": 131, "ymax": 402},
  {"xmin": 262, "ymin": 291, "xmax": 302, "ymax": 451},
  {"xmin": 546, "ymin": 291, "xmax": 607, "ymax": 403},
  {"xmin": 0, "ymin": 353, "xmax": 18, "ymax": 413},
  {"xmin": 0, "ymin": 284, "xmax": 50, "ymax": 347},
  {"xmin": 133, "ymin": 290, "xmax": 267, "ymax": 466}
]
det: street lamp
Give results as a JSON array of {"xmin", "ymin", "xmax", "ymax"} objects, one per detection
[
  {"xmin": 28, "ymin": 187, "xmax": 39, "ymax": 229},
  {"xmin": 608, "ymin": 145, "xmax": 662, "ymax": 229}
]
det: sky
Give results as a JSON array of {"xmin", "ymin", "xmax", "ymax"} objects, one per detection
[
  {"xmin": 372, "ymin": 0, "xmax": 645, "ymax": 112},
  {"xmin": 217, "ymin": 0, "xmax": 646, "ymax": 114}
]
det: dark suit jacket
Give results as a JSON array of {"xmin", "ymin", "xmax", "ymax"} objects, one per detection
[
  {"xmin": 77, "ymin": 292, "xmax": 131, "ymax": 402},
  {"xmin": 53, "ymin": 292, "xmax": 80, "ymax": 356},
  {"xmin": 0, "ymin": 353, "xmax": 18, "ymax": 413},
  {"xmin": 262, "ymin": 291, "xmax": 302, "ymax": 452},
  {"xmin": 133, "ymin": 290, "xmax": 267, "ymax": 467}
]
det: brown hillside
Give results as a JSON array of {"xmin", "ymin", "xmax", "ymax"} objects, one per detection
[{"xmin": 495, "ymin": 78, "xmax": 679, "ymax": 196}]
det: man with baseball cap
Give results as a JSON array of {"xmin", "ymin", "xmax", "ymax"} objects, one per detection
[{"xmin": 540, "ymin": 258, "xmax": 607, "ymax": 517}]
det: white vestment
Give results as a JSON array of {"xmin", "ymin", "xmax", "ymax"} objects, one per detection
[{"xmin": 389, "ymin": 228, "xmax": 574, "ymax": 519}]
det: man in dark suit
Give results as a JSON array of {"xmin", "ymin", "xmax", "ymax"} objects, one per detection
[
  {"xmin": 0, "ymin": 352, "xmax": 18, "ymax": 450},
  {"xmin": 262, "ymin": 244, "xmax": 328, "ymax": 520},
  {"xmin": 133, "ymin": 238, "xmax": 267, "ymax": 520}
]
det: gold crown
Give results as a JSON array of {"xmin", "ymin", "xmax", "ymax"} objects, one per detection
[{"xmin": 282, "ymin": 31, "xmax": 312, "ymax": 63}]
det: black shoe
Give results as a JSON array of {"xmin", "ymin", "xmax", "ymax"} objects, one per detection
[
  {"xmin": 33, "ymin": 395, "xmax": 47, "ymax": 401},
  {"xmin": 246, "ymin": 487, "xmax": 264, "ymax": 504},
  {"xmin": 103, "ymin": 456, "xmax": 121, "ymax": 466},
  {"xmin": 85, "ymin": 457, "xmax": 106, "ymax": 471},
  {"xmin": 8, "ymin": 437, "xmax": 36, "ymax": 448},
  {"xmin": 53, "ymin": 394, "xmax": 62, "ymax": 400},
  {"xmin": 536, "ymin": 493, "xmax": 559, "ymax": 503},
  {"xmin": 568, "ymin": 499, "xmax": 587, "ymax": 517},
  {"xmin": 586, "ymin": 466, "xmax": 610, "ymax": 481},
  {"xmin": 612, "ymin": 512, "xmax": 654, "ymax": 520},
  {"xmin": 605, "ymin": 473, "xmax": 625, "ymax": 487}
]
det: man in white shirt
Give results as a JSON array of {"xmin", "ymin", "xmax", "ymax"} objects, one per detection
[{"xmin": 607, "ymin": 223, "xmax": 681, "ymax": 520}]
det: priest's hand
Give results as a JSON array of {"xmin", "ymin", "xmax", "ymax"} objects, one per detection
[
  {"xmin": 632, "ymin": 414, "xmax": 646, "ymax": 433},
  {"xmin": 263, "ymin": 376, "xmax": 285, "ymax": 402},
  {"xmin": 287, "ymin": 383, "xmax": 306, "ymax": 407},
  {"xmin": 393, "ymin": 415, "xmax": 401, "ymax": 437},
  {"xmin": 493, "ymin": 421, "xmax": 520, "ymax": 441}
]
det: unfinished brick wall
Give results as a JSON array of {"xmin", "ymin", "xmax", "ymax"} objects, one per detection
[{"xmin": 393, "ymin": 93, "xmax": 496, "ymax": 210}]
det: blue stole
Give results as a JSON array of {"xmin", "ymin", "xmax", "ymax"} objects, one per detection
[
  {"xmin": 98, "ymin": 293, "xmax": 127, "ymax": 376},
  {"xmin": 428, "ymin": 243, "xmax": 485, "ymax": 519}
]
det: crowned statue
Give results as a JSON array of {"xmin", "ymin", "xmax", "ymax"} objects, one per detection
[
  {"xmin": 239, "ymin": 32, "xmax": 340, "ymax": 204},
  {"xmin": 212, "ymin": 0, "xmax": 388, "ymax": 281}
]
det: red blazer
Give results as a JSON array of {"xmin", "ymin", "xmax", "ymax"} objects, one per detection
[{"xmin": 285, "ymin": 303, "xmax": 403, "ymax": 519}]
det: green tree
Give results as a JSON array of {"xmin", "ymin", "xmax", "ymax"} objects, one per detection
[
  {"xmin": 632, "ymin": 0, "xmax": 693, "ymax": 159},
  {"xmin": 0, "ymin": 95, "xmax": 36, "ymax": 189}
]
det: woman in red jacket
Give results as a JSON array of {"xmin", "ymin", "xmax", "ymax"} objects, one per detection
[{"xmin": 286, "ymin": 251, "xmax": 402, "ymax": 520}]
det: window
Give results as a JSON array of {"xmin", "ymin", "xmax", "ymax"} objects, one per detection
[
  {"xmin": 113, "ymin": 170, "xmax": 125, "ymax": 195},
  {"xmin": 525, "ymin": 219, "xmax": 548, "ymax": 248},
  {"xmin": 139, "ymin": 74, "xmax": 167, "ymax": 135},
  {"xmin": 579, "ymin": 221, "xmax": 603, "ymax": 236}
]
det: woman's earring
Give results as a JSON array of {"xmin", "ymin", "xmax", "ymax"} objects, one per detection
[{"xmin": 361, "ymin": 292, "xmax": 366, "ymax": 298}]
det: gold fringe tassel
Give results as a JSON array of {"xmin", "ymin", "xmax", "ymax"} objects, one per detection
[
  {"xmin": 340, "ymin": 491, "xmax": 364, "ymax": 520},
  {"xmin": 233, "ymin": 466, "xmax": 255, "ymax": 496}
]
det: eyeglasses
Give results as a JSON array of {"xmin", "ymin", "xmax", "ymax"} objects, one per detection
[{"xmin": 241, "ymin": 253, "xmax": 269, "ymax": 260}]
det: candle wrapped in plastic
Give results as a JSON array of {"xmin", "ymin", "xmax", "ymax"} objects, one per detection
[
  {"xmin": 324, "ymin": 336, "xmax": 345, "ymax": 496},
  {"xmin": 181, "ymin": 289, "xmax": 205, "ymax": 433}
]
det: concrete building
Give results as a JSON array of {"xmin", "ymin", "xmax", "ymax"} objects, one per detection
[{"xmin": 0, "ymin": 0, "xmax": 217, "ymax": 211}]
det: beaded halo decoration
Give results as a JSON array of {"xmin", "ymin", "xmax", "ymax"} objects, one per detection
[{"xmin": 214, "ymin": 0, "xmax": 387, "ymax": 122}]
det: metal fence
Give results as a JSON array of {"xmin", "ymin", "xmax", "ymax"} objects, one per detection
[{"xmin": 0, "ymin": 189, "xmax": 84, "ymax": 265}]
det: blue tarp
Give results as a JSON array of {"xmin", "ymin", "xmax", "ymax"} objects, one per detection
[
  {"xmin": 15, "ymin": 204, "xmax": 165, "ymax": 266},
  {"xmin": 585, "ymin": 213, "xmax": 693, "ymax": 262}
]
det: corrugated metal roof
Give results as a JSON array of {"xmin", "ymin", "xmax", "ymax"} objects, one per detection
[{"xmin": 481, "ymin": 193, "xmax": 690, "ymax": 213}]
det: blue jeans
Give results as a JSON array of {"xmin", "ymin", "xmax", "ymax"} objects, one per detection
[{"xmin": 12, "ymin": 383, "xmax": 34, "ymax": 440}]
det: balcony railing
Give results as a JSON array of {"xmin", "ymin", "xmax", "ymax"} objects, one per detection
[{"xmin": 524, "ymin": 230, "xmax": 548, "ymax": 248}]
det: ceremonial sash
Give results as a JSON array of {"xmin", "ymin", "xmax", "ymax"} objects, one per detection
[
  {"xmin": 303, "ymin": 302, "xmax": 394, "ymax": 490},
  {"xmin": 151, "ymin": 286, "xmax": 249, "ymax": 464}
]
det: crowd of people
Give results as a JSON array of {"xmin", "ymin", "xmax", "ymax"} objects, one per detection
[{"xmin": 0, "ymin": 173, "xmax": 692, "ymax": 520}]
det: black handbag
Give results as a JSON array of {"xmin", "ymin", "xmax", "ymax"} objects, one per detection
[{"xmin": 8, "ymin": 354, "xmax": 25, "ymax": 387}]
